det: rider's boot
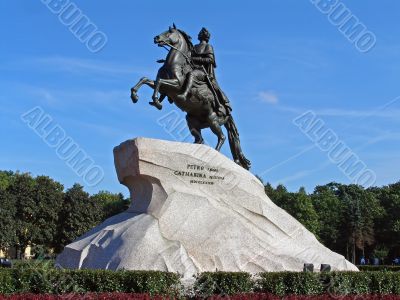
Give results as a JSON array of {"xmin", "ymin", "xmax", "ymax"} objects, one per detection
[{"xmin": 176, "ymin": 74, "xmax": 194, "ymax": 102}]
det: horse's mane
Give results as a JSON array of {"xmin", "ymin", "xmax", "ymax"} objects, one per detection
[{"xmin": 177, "ymin": 29, "xmax": 193, "ymax": 52}]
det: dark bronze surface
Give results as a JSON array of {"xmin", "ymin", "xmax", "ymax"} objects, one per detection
[{"xmin": 130, "ymin": 25, "xmax": 251, "ymax": 170}]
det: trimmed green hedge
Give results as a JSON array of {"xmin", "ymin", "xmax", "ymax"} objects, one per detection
[
  {"xmin": 193, "ymin": 271, "xmax": 253, "ymax": 296},
  {"xmin": 0, "ymin": 269, "xmax": 14, "ymax": 295},
  {"xmin": 193, "ymin": 271, "xmax": 400, "ymax": 296},
  {"xmin": 255, "ymin": 272, "xmax": 323, "ymax": 295},
  {"xmin": 1, "ymin": 269, "xmax": 400, "ymax": 296},
  {"xmin": 256, "ymin": 271, "xmax": 400, "ymax": 295},
  {"xmin": 358, "ymin": 265, "xmax": 400, "ymax": 272},
  {"xmin": 0, "ymin": 269, "xmax": 180, "ymax": 296}
]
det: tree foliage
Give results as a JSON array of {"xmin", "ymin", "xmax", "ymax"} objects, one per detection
[
  {"xmin": 1, "ymin": 168, "xmax": 400, "ymax": 263},
  {"xmin": 57, "ymin": 184, "xmax": 102, "ymax": 250},
  {"xmin": 266, "ymin": 181, "xmax": 393, "ymax": 263},
  {"xmin": 312, "ymin": 184, "xmax": 344, "ymax": 250},
  {"xmin": 0, "ymin": 188, "xmax": 16, "ymax": 251},
  {"xmin": 9, "ymin": 173, "xmax": 37, "ymax": 256},
  {"xmin": 266, "ymin": 184, "xmax": 320, "ymax": 235},
  {"xmin": 90, "ymin": 191, "xmax": 129, "ymax": 220},
  {"xmin": 0, "ymin": 171, "xmax": 129, "ymax": 258}
]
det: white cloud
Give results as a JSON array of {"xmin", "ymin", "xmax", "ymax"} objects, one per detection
[
  {"xmin": 258, "ymin": 91, "xmax": 279, "ymax": 105},
  {"xmin": 276, "ymin": 105, "xmax": 400, "ymax": 119},
  {"xmin": 35, "ymin": 56, "xmax": 151, "ymax": 76},
  {"xmin": 0, "ymin": 56, "xmax": 153, "ymax": 77}
]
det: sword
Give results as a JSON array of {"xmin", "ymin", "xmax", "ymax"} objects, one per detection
[{"xmin": 200, "ymin": 65, "xmax": 221, "ymax": 111}]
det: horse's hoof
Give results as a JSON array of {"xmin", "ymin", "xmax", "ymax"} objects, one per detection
[
  {"xmin": 131, "ymin": 93, "xmax": 138, "ymax": 103},
  {"xmin": 149, "ymin": 101, "xmax": 162, "ymax": 110}
]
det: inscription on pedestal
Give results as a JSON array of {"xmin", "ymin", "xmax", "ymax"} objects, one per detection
[{"xmin": 173, "ymin": 164, "xmax": 225, "ymax": 185}]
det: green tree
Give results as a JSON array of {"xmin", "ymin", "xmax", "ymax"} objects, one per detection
[
  {"xmin": 0, "ymin": 188, "xmax": 16, "ymax": 253},
  {"xmin": 0, "ymin": 171, "xmax": 15, "ymax": 190},
  {"xmin": 372, "ymin": 245, "xmax": 389, "ymax": 264},
  {"xmin": 31, "ymin": 176, "xmax": 64, "ymax": 254},
  {"xmin": 371, "ymin": 182, "xmax": 400, "ymax": 257},
  {"xmin": 265, "ymin": 183, "xmax": 288, "ymax": 205},
  {"xmin": 312, "ymin": 184, "xmax": 344, "ymax": 251},
  {"xmin": 56, "ymin": 184, "xmax": 103, "ymax": 251},
  {"xmin": 266, "ymin": 184, "xmax": 320, "ymax": 236},
  {"xmin": 90, "ymin": 191, "xmax": 129, "ymax": 220},
  {"xmin": 335, "ymin": 184, "xmax": 383, "ymax": 263},
  {"xmin": 264, "ymin": 182, "xmax": 275, "ymax": 200},
  {"xmin": 8, "ymin": 173, "xmax": 36, "ymax": 258},
  {"xmin": 288, "ymin": 187, "xmax": 320, "ymax": 235}
]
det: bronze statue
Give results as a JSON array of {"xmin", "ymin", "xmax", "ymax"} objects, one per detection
[
  {"xmin": 130, "ymin": 24, "xmax": 251, "ymax": 170},
  {"xmin": 175, "ymin": 27, "xmax": 231, "ymax": 116}
]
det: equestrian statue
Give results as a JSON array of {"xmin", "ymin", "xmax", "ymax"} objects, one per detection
[{"xmin": 130, "ymin": 24, "xmax": 251, "ymax": 170}]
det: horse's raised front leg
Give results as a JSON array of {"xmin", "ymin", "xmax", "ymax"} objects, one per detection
[
  {"xmin": 149, "ymin": 74, "xmax": 163, "ymax": 110},
  {"xmin": 150, "ymin": 78, "xmax": 181, "ymax": 109},
  {"xmin": 149, "ymin": 94, "xmax": 166, "ymax": 110},
  {"xmin": 130, "ymin": 77, "xmax": 155, "ymax": 103}
]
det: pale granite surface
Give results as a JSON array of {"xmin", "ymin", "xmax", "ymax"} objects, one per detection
[{"xmin": 56, "ymin": 138, "xmax": 358, "ymax": 278}]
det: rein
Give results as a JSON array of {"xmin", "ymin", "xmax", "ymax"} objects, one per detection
[{"xmin": 161, "ymin": 41, "xmax": 194, "ymax": 68}]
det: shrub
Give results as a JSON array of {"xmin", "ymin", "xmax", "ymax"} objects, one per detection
[
  {"xmin": 1, "ymin": 269, "xmax": 400, "ymax": 297},
  {"xmin": 0, "ymin": 269, "xmax": 15, "ymax": 294},
  {"xmin": 326, "ymin": 271, "xmax": 372, "ymax": 295},
  {"xmin": 1, "ymin": 294, "xmax": 400, "ymax": 300},
  {"xmin": 205, "ymin": 295, "xmax": 400, "ymax": 300},
  {"xmin": 193, "ymin": 272, "xmax": 253, "ymax": 297},
  {"xmin": 0, "ymin": 269, "xmax": 180, "ymax": 296},
  {"xmin": 370, "ymin": 271, "xmax": 400, "ymax": 294},
  {"xmin": 255, "ymin": 271, "xmax": 400, "ymax": 296},
  {"xmin": 0, "ymin": 293, "xmax": 171, "ymax": 299},
  {"xmin": 255, "ymin": 272, "xmax": 322, "ymax": 296},
  {"xmin": 358, "ymin": 265, "xmax": 400, "ymax": 272}
]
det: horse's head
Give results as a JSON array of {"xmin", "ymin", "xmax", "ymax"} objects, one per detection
[{"xmin": 154, "ymin": 23, "xmax": 181, "ymax": 47}]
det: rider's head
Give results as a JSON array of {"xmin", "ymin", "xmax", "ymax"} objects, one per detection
[{"xmin": 198, "ymin": 28, "xmax": 211, "ymax": 43}]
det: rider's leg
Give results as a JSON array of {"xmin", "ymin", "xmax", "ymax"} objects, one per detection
[{"xmin": 176, "ymin": 71, "xmax": 197, "ymax": 101}]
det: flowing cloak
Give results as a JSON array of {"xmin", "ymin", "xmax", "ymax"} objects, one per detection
[{"xmin": 192, "ymin": 43, "xmax": 232, "ymax": 114}]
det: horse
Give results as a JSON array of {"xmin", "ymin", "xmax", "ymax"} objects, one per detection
[{"xmin": 130, "ymin": 25, "xmax": 251, "ymax": 170}]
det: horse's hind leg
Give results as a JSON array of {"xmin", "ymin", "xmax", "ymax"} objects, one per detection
[
  {"xmin": 208, "ymin": 111, "xmax": 226, "ymax": 151},
  {"xmin": 186, "ymin": 114, "xmax": 204, "ymax": 144}
]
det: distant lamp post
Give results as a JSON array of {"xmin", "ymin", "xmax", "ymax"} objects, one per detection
[{"xmin": 303, "ymin": 263, "xmax": 314, "ymax": 272}]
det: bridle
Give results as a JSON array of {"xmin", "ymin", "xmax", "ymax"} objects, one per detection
[{"xmin": 159, "ymin": 40, "xmax": 194, "ymax": 68}]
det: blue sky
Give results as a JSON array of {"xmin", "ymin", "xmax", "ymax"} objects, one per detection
[{"xmin": 1, "ymin": 0, "xmax": 399, "ymax": 196}]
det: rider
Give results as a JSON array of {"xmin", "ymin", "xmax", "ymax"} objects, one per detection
[{"xmin": 176, "ymin": 28, "xmax": 232, "ymax": 115}]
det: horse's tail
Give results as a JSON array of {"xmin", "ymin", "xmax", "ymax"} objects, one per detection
[{"xmin": 224, "ymin": 116, "xmax": 251, "ymax": 170}]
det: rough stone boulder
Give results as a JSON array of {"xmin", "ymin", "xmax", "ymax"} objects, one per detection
[{"xmin": 56, "ymin": 138, "xmax": 357, "ymax": 277}]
